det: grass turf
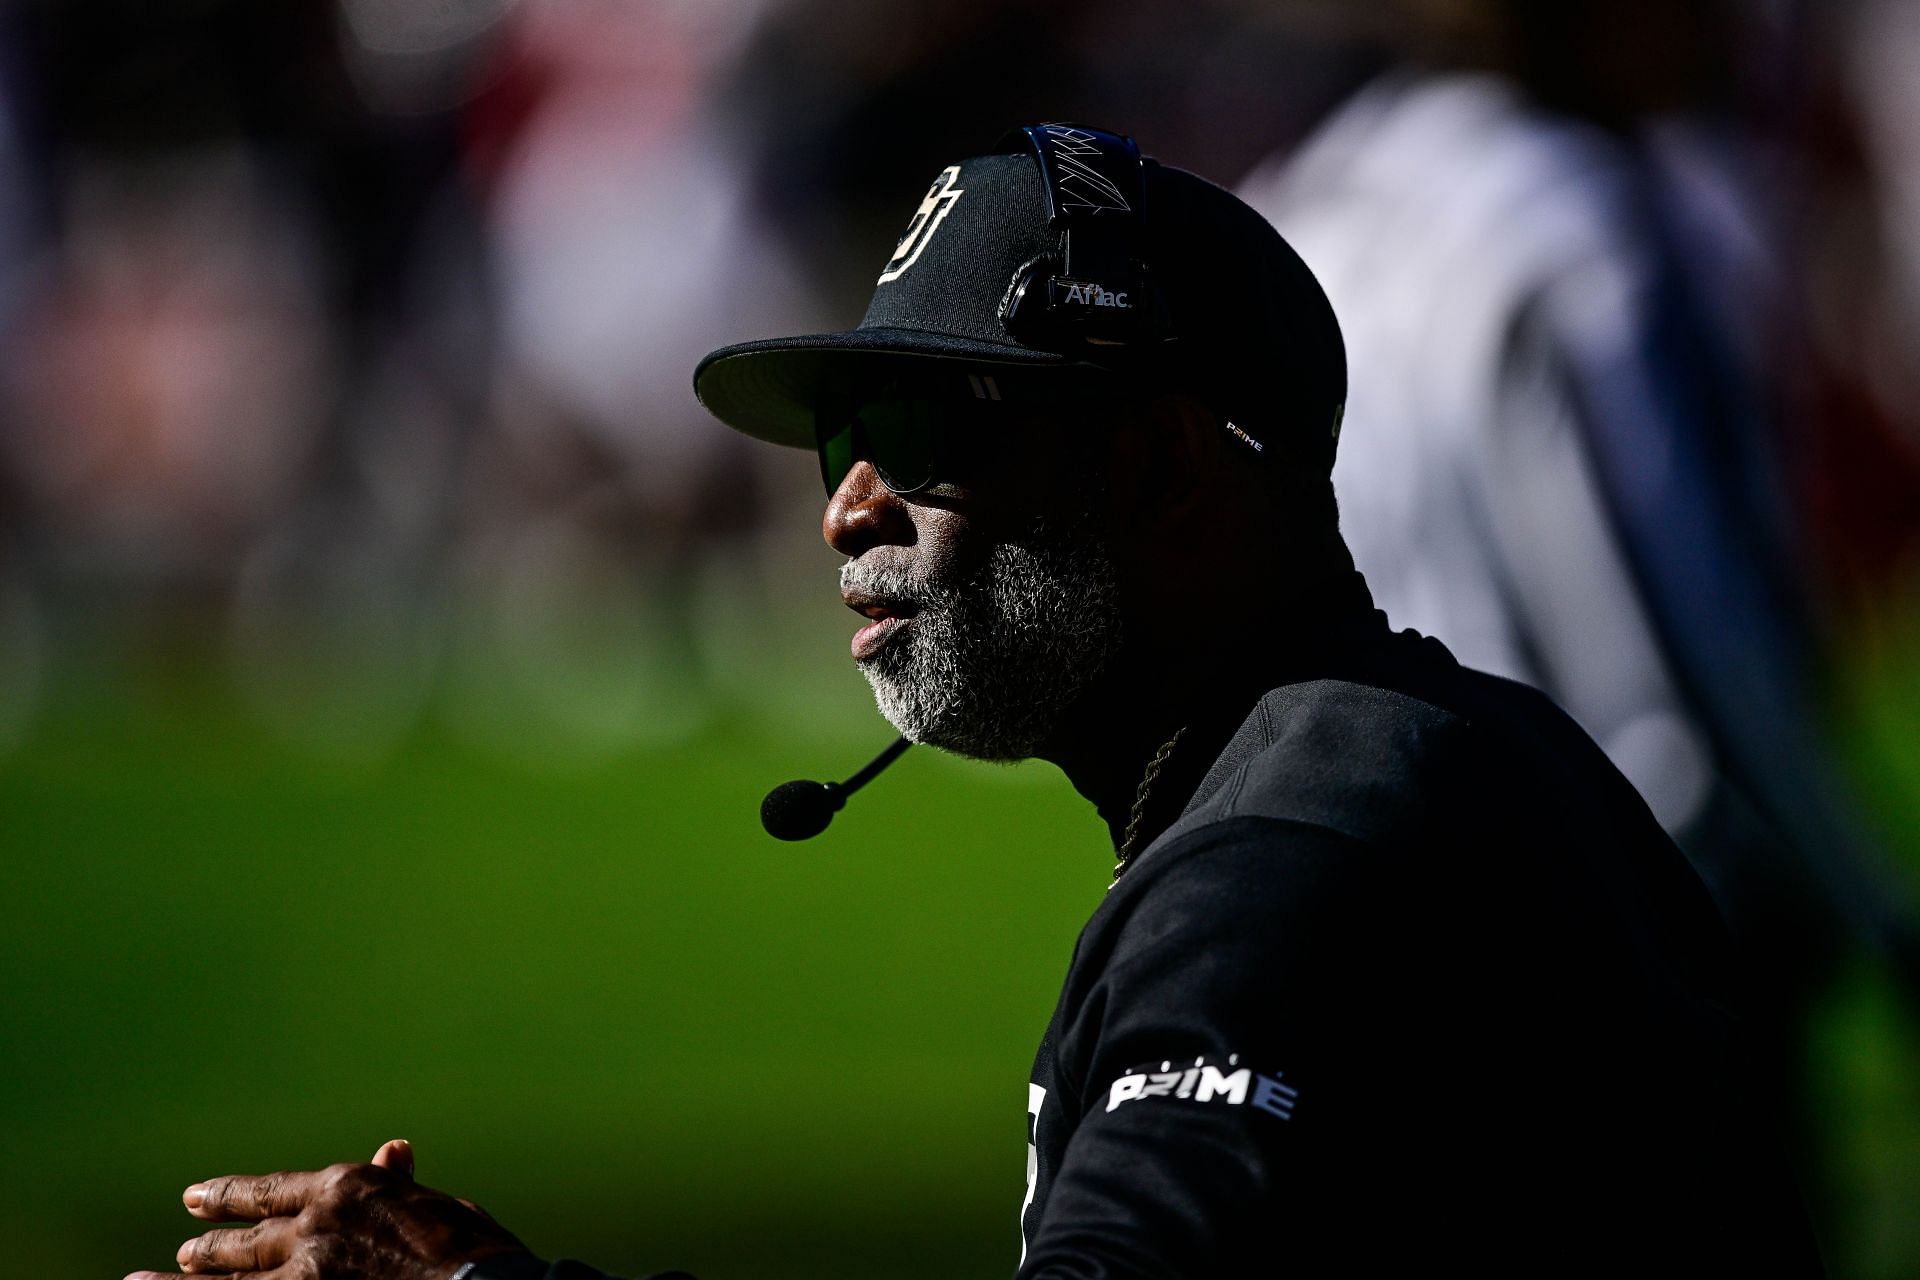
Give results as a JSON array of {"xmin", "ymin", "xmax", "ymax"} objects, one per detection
[{"xmin": 0, "ymin": 636, "xmax": 1108, "ymax": 1279}]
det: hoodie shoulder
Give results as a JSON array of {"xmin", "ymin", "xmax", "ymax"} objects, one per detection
[{"xmin": 1160, "ymin": 679, "xmax": 1469, "ymax": 854}]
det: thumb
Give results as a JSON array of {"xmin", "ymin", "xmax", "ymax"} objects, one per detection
[{"xmin": 371, "ymin": 1138, "xmax": 415, "ymax": 1180}]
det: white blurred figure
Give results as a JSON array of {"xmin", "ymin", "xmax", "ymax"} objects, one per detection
[
  {"xmin": 449, "ymin": 0, "xmax": 827, "ymax": 762},
  {"xmin": 1242, "ymin": 69, "xmax": 1726, "ymax": 831},
  {"xmin": 489, "ymin": 1, "xmax": 789, "ymax": 491},
  {"xmin": 1236, "ymin": 8, "xmax": 1902, "ymax": 928}
]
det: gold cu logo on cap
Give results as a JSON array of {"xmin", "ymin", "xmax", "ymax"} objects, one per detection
[{"xmin": 878, "ymin": 166, "xmax": 965, "ymax": 284}]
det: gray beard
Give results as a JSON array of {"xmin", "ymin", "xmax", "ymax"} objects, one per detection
[{"xmin": 839, "ymin": 520, "xmax": 1123, "ymax": 762}]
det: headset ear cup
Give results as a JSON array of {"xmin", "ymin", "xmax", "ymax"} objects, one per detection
[
  {"xmin": 1003, "ymin": 258, "xmax": 1167, "ymax": 351},
  {"xmin": 1000, "ymin": 257, "xmax": 1052, "ymax": 347}
]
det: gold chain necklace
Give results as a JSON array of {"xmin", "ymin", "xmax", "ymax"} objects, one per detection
[{"xmin": 1111, "ymin": 726, "xmax": 1187, "ymax": 882}]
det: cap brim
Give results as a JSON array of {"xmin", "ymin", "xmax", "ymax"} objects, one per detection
[{"xmin": 693, "ymin": 326, "xmax": 1080, "ymax": 449}]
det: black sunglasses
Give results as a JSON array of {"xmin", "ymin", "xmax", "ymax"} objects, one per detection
[
  {"xmin": 815, "ymin": 394, "xmax": 1002, "ymax": 498},
  {"xmin": 813, "ymin": 371, "xmax": 1151, "ymax": 498}
]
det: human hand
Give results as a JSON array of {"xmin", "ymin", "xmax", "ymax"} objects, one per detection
[{"xmin": 125, "ymin": 1139, "xmax": 531, "ymax": 1280}]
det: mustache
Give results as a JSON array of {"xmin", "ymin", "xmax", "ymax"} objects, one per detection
[{"xmin": 840, "ymin": 558, "xmax": 958, "ymax": 607}]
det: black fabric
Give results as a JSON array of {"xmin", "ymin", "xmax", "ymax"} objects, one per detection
[{"xmin": 1018, "ymin": 626, "xmax": 1826, "ymax": 1278}]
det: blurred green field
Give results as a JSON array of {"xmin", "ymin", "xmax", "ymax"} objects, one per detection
[
  {"xmin": 0, "ymin": 614, "xmax": 1113, "ymax": 1280},
  {"xmin": 3, "ymin": 605, "xmax": 1917, "ymax": 1280}
]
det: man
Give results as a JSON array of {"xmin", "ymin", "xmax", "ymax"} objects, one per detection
[{"xmin": 128, "ymin": 124, "xmax": 1822, "ymax": 1279}]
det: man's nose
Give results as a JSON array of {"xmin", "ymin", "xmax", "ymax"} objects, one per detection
[{"xmin": 823, "ymin": 460, "xmax": 914, "ymax": 557}]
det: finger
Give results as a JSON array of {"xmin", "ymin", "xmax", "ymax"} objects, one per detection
[
  {"xmin": 125, "ymin": 1272, "xmax": 272, "ymax": 1280},
  {"xmin": 175, "ymin": 1218, "xmax": 295, "ymax": 1275},
  {"xmin": 186, "ymin": 1165, "xmax": 339, "ymax": 1221},
  {"xmin": 371, "ymin": 1137, "xmax": 415, "ymax": 1180}
]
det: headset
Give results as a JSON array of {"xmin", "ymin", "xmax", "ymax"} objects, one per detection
[
  {"xmin": 996, "ymin": 123, "xmax": 1277, "ymax": 461},
  {"xmin": 996, "ymin": 123, "xmax": 1171, "ymax": 351}
]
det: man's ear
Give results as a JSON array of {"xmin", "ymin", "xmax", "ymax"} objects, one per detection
[{"xmin": 1107, "ymin": 393, "xmax": 1227, "ymax": 538}]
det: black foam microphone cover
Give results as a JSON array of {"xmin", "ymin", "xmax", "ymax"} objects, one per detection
[
  {"xmin": 760, "ymin": 780, "xmax": 845, "ymax": 841},
  {"xmin": 759, "ymin": 736, "xmax": 912, "ymax": 840}
]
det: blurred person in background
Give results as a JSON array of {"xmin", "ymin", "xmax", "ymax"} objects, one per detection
[
  {"xmin": 429, "ymin": 0, "xmax": 809, "ymax": 757},
  {"xmin": 1235, "ymin": 0, "xmax": 1920, "ymax": 1241},
  {"xmin": 0, "ymin": 0, "xmax": 483, "ymax": 755},
  {"xmin": 0, "ymin": 9, "xmax": 51, "ymax": 754},
  {"xmin": 0, "ymin": 5, "xmax": 336, "ymax": 609},
  {"xmin": 1794, "ymin": 0, "xmax": 1920, "ymax": 770},
  {"xmin": 0, "ymin": 0, "xmax": 814, "ymax": 761}
]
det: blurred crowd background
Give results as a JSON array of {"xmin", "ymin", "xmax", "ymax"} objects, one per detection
[{"xmin": 3, "ymin": 1, "xmax": 1918, "ymax": 1277}]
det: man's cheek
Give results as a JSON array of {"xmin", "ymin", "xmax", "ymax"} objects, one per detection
[{"xmin": 913, "ymin": 507, "xmax": 998, "ymax": 583}]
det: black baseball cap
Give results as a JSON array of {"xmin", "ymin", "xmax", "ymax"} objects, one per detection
[{"xmin": 693, "ymin": 124, "xmax": 1346, "ymax": 470}]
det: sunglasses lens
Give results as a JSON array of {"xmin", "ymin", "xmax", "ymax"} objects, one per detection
[
  {"xmin": 815, "ymin": 400, "xmax": 943, "ymax": 496},
  {"xmin": 817, "ymin": 418, "xmax": 856, "ymax": 496},
  {"xmin": 861, "ymin": 400, "xmax": 936, "ymax": 494}
]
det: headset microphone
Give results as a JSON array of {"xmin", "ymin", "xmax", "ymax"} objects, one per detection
[{"xmin": 760, "ymin": 736, "xmax": 912, "ymax": 840}]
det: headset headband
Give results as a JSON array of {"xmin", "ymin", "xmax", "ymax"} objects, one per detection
[{"xmin": 997, "ymin": 123, "xmax": 1168, "ymax": 349}]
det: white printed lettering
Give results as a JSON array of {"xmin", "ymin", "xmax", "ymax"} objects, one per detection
[
  {"xmin": 1021, "ymin": 1083, "xmax": 1047, "ymax": 1264},
  {"xmin": 1195, "ymin": 1066, "xmax": 1251, "ymax": 1104},
  {"xmin": 1100, "ymin": 1056, "xmax": 1293, "ymax": 1117}
]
